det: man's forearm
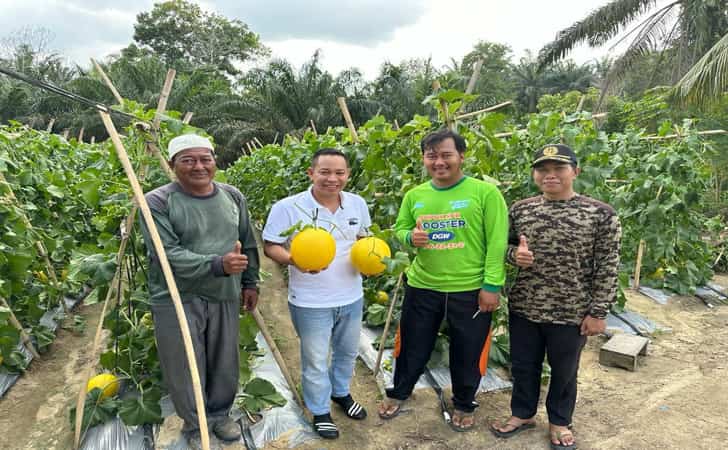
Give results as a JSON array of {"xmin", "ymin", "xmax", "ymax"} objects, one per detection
[{"xmin": 263, "ymin": 242, "xmax": 291, "ymax": 266}]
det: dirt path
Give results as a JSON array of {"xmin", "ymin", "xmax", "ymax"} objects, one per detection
[
  {"xmin": 0, "ymin": 303, "xmax": 103, "ymax": 450},
  {"xmin": 259, "ymin": 256, "xmax": 728, "ymax": 450}
]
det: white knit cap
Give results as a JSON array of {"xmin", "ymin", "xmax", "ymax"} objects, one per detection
[{"xmin": 167, "ymin": 134, "xmax": 214, "ymax": 160}]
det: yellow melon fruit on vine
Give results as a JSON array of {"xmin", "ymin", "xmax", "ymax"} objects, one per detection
[
  {"xmin": 290, "ymin": 227, "xmax": 336, "ymax": 272},
  {"xmin": 375, "ymin": 290, "xmax": 389, "ymax": 305},
  {"xmin": 351, "ymin": 237, "xmax": 391, "ymax": 276},
  {"xmin": 87, "ymin": 373, "xmax": 120, "ymax": 400}
]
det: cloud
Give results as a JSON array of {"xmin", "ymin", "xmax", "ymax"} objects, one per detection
[
  {"xmin": 0, "ymin": 1, "xmax": 140, "ymax": 62},
  {"xmin": 217, "ymin": 0, "xmax": 428, "ymax": 45}
]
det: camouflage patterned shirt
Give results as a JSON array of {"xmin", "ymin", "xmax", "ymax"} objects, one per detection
[{"xmin": 506, "ymin": 194, "xmax": 621, "ymax": 325}]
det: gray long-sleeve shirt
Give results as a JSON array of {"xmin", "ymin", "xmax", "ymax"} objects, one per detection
[
  {"xmin": 140, "ymin": 181, "xmax": 259, "ymax": 305},
  {"xmin": 507, "ymin": 194, "xmax": 621, "ymax": 326}
]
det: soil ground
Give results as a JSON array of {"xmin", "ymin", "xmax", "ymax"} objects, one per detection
[
  {"xmin": 2, "ymin": 266, "xmax": 727, "ymax": 450},
  {"xmin": 0, "ymin": 302, "xmax": 104, "ymax": 450}
]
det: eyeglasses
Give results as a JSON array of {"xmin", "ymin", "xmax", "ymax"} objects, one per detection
[{"xmin": 176, "ymin": 156, "xmax": 215, "ymax": 166}]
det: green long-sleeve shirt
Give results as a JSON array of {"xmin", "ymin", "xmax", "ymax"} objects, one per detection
[
  {"xmin": 394, "ymin": 176, "xmax": 508, "ymax": 292},
  {"xmin": 140, "ymin": 182, "xmax": 259, "ymax": 305}
]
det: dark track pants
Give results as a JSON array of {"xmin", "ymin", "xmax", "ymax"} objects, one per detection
[
  {"xmin": 509, "ymin": 313, "xmax": 586, "ymax": 426},
  {"xmin": 386, "ymin": 283, "xmax": 492, "ymax": 413},
  {"xmin": 151, "ymin": 298, "xmax": 239, "ymax": 433}
]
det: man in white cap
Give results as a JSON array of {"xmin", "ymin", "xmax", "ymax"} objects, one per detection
[{"xmin": 140, "ymin": 134, "xmax": 259, "ymax": 449}]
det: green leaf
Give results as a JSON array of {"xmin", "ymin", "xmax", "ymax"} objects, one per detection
[
  {"xmin": 118, "ymin": 388, "xmax": 163, "ymax": 426},
  {"xmin": 239, "ymin": 313, "xmax": 258, "ymax": 351},
  {"xmin": 76, "ymin": 180, "xmax": 103, "ymax": 207},
  {"xmin": 69, "ymin": 389, "xmax": 120, "ymax": 431},
  {"xmin": 45, "ymin": 184, "xmax": 65, "ymax": 199}
]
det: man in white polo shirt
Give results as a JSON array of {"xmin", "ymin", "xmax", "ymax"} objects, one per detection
[{"xmin": 262, "ymin": 148, "xmax": 371, "ymax": 439}]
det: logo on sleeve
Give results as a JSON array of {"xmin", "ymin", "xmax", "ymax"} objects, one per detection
[{"xmin": 414, "ymin": 202, "xmax": 425, "ymax": 209}]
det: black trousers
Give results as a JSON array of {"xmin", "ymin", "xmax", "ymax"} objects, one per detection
[
  {"xmin": 386, "ymin": 282, "xmax": 492, "ymax": 413},
  {"xmin": 509, "ymin": 313, "xmax": 586, "ymax": 426}
]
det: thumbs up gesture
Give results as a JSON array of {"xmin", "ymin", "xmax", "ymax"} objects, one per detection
[
  {"xmin": 411, "ymin": 218, "xmax": 429, "ymax": 248},
  {"xmin": 515, "ymin": 235, "xmax": 534, "ymax": 268},
  {"xmin": 223, "ymin": 240, "xmax": 249, "ymax": 274}
]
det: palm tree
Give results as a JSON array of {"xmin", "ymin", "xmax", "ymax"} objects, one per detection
[
  {"xmin": 673, "ymin": 31, "xmax": 728, "ymax": 105},
  {"xmin": 539, "ymin": 0, "xmax": 728, "ymax": 99}
]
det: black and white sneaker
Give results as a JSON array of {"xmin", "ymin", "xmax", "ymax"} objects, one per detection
[
  {"xmin": 331, "ymin": 394, "xmax": 367, "ymax": 420},
  {"xmin": 313, "ymin": 413, "xmax": 339, "ymax": 439}
]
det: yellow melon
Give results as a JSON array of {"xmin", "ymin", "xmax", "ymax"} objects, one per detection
[
  {"xmin": 351, "ymin": 237, "xmax": 391, "ymax": 276},
  {"xmin": 290, "ymin": 228, "xmax": 336, "ymax": 272},
  {"xmin": 375, "ymin": 290, "xmax": 389, "ymax": 305},
  {"xmin": 87, "ymin": 373, "xmax": 120, "ymax": 400}
]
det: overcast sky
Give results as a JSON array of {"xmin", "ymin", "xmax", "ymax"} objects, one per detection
[{"xmin": 0, "ymin": 0, "xmax": 626, "ymax": 79}]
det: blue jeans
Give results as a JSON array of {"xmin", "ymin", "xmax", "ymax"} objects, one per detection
[{"xmin": 288, "ymin": 298, "xmax": 363, "ymax": 415}]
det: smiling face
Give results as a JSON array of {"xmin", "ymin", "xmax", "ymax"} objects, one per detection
[
  {"xmin": 422, "ymin": 137, "xmax": 465, "ymax": 187},
  {"xmin": 170, "ymin": 148, "xmax": 216, "ymax": 194},
  {"xmin": 307, "ymin": 154, "xmax": 349, "ymax": 200},
  {"xmin": 533, "ymin": 161, "xmax": 580, "ymax": 200}
]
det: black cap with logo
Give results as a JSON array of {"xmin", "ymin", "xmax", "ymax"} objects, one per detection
[{"xmin": 532, "ymin": 144, "xmax": 578, "ymax": 167}]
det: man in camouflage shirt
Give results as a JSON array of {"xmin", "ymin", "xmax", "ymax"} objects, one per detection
[{"xmin": 490, "ymin": 144, "xmax": 621, "ymax": 450}]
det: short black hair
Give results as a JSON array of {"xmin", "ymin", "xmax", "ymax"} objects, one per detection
[
  {"xmin": 311, "ymin": 148, "xmax": 349, "ymax": 167},
  {"xmin": 420, "ymin": 129, "xmax": 466, "ymax": 153}
]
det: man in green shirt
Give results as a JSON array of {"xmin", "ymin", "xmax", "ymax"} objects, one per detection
[
  {"xmin": 378, "ymin": 129, "xmax": 508, "ymax": 431},
  {"xmin": 140, "ymin": 134, "xmax": 259, "ymax": 449}
]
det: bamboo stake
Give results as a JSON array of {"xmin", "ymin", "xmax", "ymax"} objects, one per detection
[
  {"xmin": 336, "ymin": 97, "xmax": 359, "ymax": 143},
  {"xmin": 90, "ymin": 136, "xmax": 95, "ymax": 144},
  {"xmin": 62, "ymin": 129, "xmax": 69, "ymax": 139},
  {"xmin": 0, "ymin": 296, "xmax": 40, "ymax": 359},
  {"xmin": 454, "ymin": 101, "xmax": 513, "ymax": 121},
  {"xmin": 254, "ymin": 137, "xmax": 264, "ymax": 148},
  {"xmin": 632, "ymin": 239, "xmax": 646, "ymax": 290},
  {"xmin": 251, "ymin": 308, "xmax": 305, "ymax": 410},
  {"xmin": 576, "ymin": 94, "xmax": 586, "ymax": 112},
  {"xmin": 309, "ymin": 120, "xmax": 318, "ymax": 136},
  {"xmin": 0, "ymin": 171, "xmax": 65, "ymax": 314},
  {"xmin": 432, "ymin": 80, "xmax": 453, "ymax": 130},
  {"xmin": 373, "ymin": 273, "xmax": 404, "ymax": 378},
  {"xmin": 644, "ymin": 129, "xmax": 727, "ymax": 140},
  {"xmin": 77, "ymin": 128, "xmax": 84, "ymax": 142},
  {"xmin": 465, "ymin": 59, "xmax": 483, "ymax": 95},
  {"xmin": 74, "ymin": 82, "xmax": 175, "ymax": 446},
  {"xmin": 46, "ymin": 118, "xmax": 55, "ymax": 132},
  {"xmin": 246, "ymin": 142, "xmax": 254, "ymax": 153},
  {"xmin": 99, "ymin": 112, "xmax": 210, "ymax": 450},
  {"xmin": 147, "ymin": 70, "xmax": 177, "ymax": 181},
  {"xmin": 182, "ymin": 111, "xmax": 194, "ymax": 124},
  {"xmin": 91, "ymin": 58, "xmax": 124, "ymax": 106},
  {"xmin": 153, "ymin": 70, "xmax": 176, "ymax": 130},
  {"xmin": 393, "ymin": 119, "xmax": 400, "ymax": 131}
]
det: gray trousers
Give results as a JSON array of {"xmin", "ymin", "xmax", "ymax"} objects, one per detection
[{"xmin": 151, "ymin": 298, "xmax": 239, "ymax": 433}]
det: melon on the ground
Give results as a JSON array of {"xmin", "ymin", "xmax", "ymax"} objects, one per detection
[{"xmin": 86, "ymin": 373, "xmax": 120, "ymax": 400}]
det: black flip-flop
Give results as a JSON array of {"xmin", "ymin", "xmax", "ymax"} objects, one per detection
[
  {"xmin": 448, "ymin": 410, "xmax": 475, "ymax": 432},
  {"xmin": 490, "ymin": 421, "xmax": 536, "ymax": 438},
  {"xmin": 550, "ymin": 429, "xmax": 577, "ymax": 450},
  {"xmin": 377, "ymin": 400, "xmax": 402, "ymax": 420}
]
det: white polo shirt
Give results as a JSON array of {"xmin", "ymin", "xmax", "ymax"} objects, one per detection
[{"xmin": 262, "ymin": 187, "xmax": 371, "ymax": 308}]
